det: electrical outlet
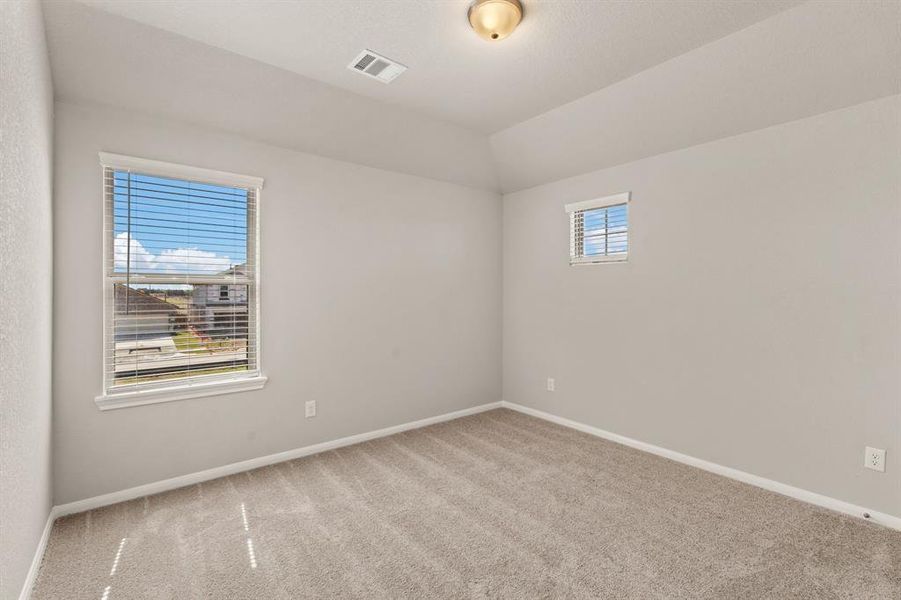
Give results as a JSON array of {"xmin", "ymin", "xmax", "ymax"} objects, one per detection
[
  {"xmin": 864, "ymin": 447, "xmax": 885, "ymax": 472},
  {"xmin": 547, "ymin": 378, "xmax": 555, "ymax": 392},
  {"xmin": 305, "ymin": 400, "xmax": 316, "ymax": 418}
]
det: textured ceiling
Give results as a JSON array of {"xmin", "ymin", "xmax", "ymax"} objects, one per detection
[
  {"xmin": 42, "ymin": 1, "xmax": 500, "ymax": 191},
  {"xmin": 45, "ymin": 1, "xmax": 899, "ymax": 193},
  {"xmin": 73, "ymin": 0, "xmax": 801, "ymax": 133},
  {"xmin": 491, "ymin": 0, "xmax": 901, "ymax": 191}
]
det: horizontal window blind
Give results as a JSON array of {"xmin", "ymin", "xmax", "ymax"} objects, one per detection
[
  {"xmin": 102, "ymin": 164, "xmax": 260, "ymax": 394},
  {"xmin": 567, "ymin": 195, "xmax": 629, "ymax": 264}
]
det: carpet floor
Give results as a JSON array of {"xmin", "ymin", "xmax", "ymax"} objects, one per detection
[{"xmin": 32, "ymin": 408, "xmax": 900, "ymax": 599}]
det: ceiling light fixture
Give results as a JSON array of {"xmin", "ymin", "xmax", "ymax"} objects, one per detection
[{"xmin": 468, "ymin": 0, "xmax": 523, "ymax": 42}]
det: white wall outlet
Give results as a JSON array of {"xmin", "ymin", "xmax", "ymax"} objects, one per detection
[
  {"xmin": 864, "ymin": 447, "xmax": 885, "ymax": 472},
  {"xmin": 305, "ymin": 400, "xmax": 317, "ymax": 418},
  {"xmin": 547, "ymin": 378, "xmax": 555, "ymax": 392}
]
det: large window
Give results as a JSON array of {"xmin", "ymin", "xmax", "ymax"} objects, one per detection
[
  {"xmin": 565, "ymin": 192, "xmax": 630, "ymax": 264},
  {"xmin": 98, "ymin": 153, "xmax": 264, "ymax": 409}
]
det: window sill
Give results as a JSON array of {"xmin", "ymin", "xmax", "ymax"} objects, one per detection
[
  {"xmin": 95, "ymin": 375, "xmax": 268, "ymax": 411},
  {"xmin": 570, "ymin": 255, "xmax": 628, "ymax": 265}
]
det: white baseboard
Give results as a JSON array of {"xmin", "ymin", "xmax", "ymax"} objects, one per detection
[
  {"xmin": 55, "ymin": 401, "xmax": 502, "ymax": 517},
  {"xmin": 18, "ymin": 506, "xmax": 60, "ymax": 600},
  {"xmin": 500, "ymin": 401, "xmax": 901, "ymax": 531}
]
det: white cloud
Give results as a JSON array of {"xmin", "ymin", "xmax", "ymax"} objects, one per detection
[
  {"xmin": 114, "ymin": 233, "xmax": 235, "ymax": 275},
  {"xmin": 156, "ymin": 247, "xmax": 234, "ymax": 274},
  {"xmin": 114, "ymin": 232, "xmax": 156, "ymax": 272}
]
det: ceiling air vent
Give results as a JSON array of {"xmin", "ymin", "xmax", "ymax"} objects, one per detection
[{"xmin": 348, "ymin": 49, "xmax": 407, "ymax": 83}]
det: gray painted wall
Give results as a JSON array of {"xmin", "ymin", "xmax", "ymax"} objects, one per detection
[
  {"xmin": 503, "ymin": 96, "xmax": 901, "ymax": 518},
  {"xmin": 0, "ymin": 1, "xmax": 54, "ymax": 598},
  {"xmin": 52, "ymin": 100, "xmax": 501, "ymax": 504}
]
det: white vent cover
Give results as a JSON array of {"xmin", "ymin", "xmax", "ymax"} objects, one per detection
[{"xmin": 348, "ymin": 49, "xmax": 407, "ymax": 83}]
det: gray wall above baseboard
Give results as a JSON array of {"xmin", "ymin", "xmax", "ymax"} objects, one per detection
[
  {"xmin": 51, "ymin": 100, "xmax": 502, "ymax": 504},
  {"xmin": 502, "ymin": 96, "xmax": 901, "ymax": 519},
  {"xmin": 0, "ymin": 1, "xmax": 54, "ymax": 598}
]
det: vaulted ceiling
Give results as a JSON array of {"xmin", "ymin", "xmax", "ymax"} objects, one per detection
[
  {"xmin": 71, "ymin": 0, "xmax": 801, "ymax": 133},
  {"xmin": 43, "ymin": 1, "xmax": 900, "ymax": 193}
]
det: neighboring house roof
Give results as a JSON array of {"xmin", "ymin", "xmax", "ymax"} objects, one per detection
[
  {"xmin": 192, "ymin": 264, "xmax": 247, "ymax": 289},
  {"xmin": 114, "ymin": 284, "xmax": 181, "ymax": 315},
  {"xmin": 217, "ymin": 263, "xmax": 247, "ymax": 277}
]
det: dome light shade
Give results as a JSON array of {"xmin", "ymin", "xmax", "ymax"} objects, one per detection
[{"xmin": 468, "ymin": 0, "xmax": 523, "ymax": 42}]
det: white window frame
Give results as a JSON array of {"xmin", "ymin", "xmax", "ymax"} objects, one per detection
[
  {"xmin": 564, "ymin": 191, "xmax": 630, "ymax": 265},
  {"xmin": 95, "ymin": 153, "xmax": 266, "ymax": 410}
]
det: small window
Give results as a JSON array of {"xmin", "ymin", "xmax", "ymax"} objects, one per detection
[
  {"xmin": 99, "ymin": 153, "xmax": 264, "ymax": 407},
  {"xmin": 565, "ymin": 192, "xmax": 630, "ymax": 264}
]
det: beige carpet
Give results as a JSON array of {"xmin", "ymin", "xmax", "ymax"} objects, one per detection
[{"xmin": 32, "ymin": 408, "xmax": 900, "ymax": 599}]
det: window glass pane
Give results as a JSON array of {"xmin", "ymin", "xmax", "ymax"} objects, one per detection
[
  {"xmin": 582, "ymin": 207, "xmax": 606, "ymax": 233},
  {"xmin": 575, "ymin": 203, "xmax": 628, "ymax": 259},
  {"xmin": 112, "ymin": 171, "xmax": 248, "ymax": 275},
  {"xmin": 584, "ymin": 235, "xmax": 607, "ymax": 257},
  {"xmin": 112, "ymin": 282, "xmax": 251, "ymax": 386},
  {"xmin": 106, "ymin": 166, "xmax": 257, "ymax": 392},
  {"xmin": 607, "ymin": 204, "xmax": 627, "ymax": 231}
]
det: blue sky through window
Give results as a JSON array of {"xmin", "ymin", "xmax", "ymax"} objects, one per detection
[
  {"xmin": 583, "ymin": 203, "xmax": 628, "ymax": 256},
  {"xmin": 113, "ymin": 171, "xmax": 248, "ymax": 276}
]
